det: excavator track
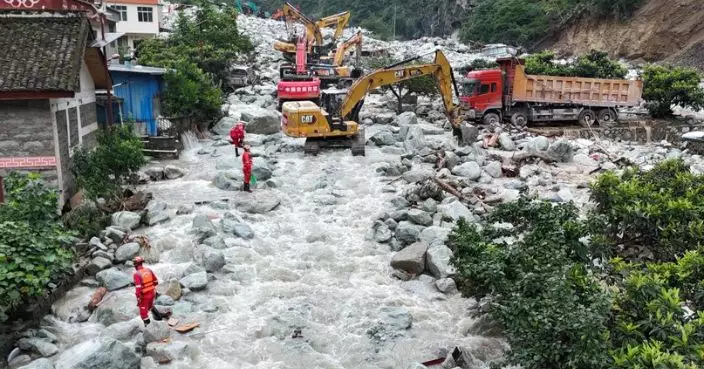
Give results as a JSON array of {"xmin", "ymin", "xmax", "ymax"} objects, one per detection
[{"xmin": 303, "ymin": 128, "xmax": 366, "ymax": 156}]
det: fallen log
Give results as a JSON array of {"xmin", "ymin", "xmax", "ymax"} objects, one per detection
[
  {"xmin": 510, "ymin": 151, "xmax": 559, "ymax": 164},
  {"xmin": 87, "ymin": 287, "xmax": 108, "ymax": 311},
  {"xmin": 432, "ymin": 177, "xmax": 467, "ymax": 201}
]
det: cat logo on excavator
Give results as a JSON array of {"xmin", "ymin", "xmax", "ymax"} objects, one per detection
[
  {"xmin": 394, "ymin": 70, "xmax": 404, "ymax": 78},
  {"xmin": 301, "ymin": 115, "xmax": 315, "ymax": 124}
]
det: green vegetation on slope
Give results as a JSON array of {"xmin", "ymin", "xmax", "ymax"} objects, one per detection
[{"xmin": 450, "ymin": 159, "xmax": 704, "ymax": 369}]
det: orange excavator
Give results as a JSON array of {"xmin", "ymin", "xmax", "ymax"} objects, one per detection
[{"xmin": 273, "ymin": 3, "xmax": 350, "ymax": 62}]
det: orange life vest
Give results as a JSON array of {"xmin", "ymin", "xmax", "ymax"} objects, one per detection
[{"xmin": 139, "ymin": 268, "xmax": 156, "ymax": 294}]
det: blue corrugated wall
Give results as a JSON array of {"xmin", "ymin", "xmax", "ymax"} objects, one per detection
[{"xmin": 110, "ymin": 71, "xmax": 164, "ymax": 136}]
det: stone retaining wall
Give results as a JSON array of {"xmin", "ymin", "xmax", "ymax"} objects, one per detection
[{"xmin": 530, "ymin": 121, "xmax": 704, "ymax": 145}]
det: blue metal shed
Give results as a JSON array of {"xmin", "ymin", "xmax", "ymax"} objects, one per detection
[{"xmin": 108, "ymin": 64, "xmax": 166, "ymax": 136}]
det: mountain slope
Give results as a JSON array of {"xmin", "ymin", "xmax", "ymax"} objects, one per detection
[{"xmin": 538, "ymin": 0, "xmax": 704, "ymax": 65}]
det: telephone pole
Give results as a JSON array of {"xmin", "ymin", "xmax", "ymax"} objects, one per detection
[{"xmin": 392, "ymin": 5, "xmax": 396, "ymax": 41}]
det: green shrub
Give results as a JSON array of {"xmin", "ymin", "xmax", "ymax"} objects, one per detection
[
  {"xmin": 364, "ymin": 56, "xmax": 438, "ymax": 113},
  {"xmin": 524, "ymin": 50, "xmax": 627, "ymax": 79},
  {"xmin": 72, "ymin": 124, "xmax": 146, "ymax": 202},
  {"xmin": 62, "ymin": 201, "xmax": 110, "ymax": 239},
  {"xmin": 450, "ymin": 198, "xmax": 612, "ymax": 369},
  {"xmin": 0, "ymin": 173, "xmax": 75, "ymax": 322},
  {"xmin": 589, "ymin": 159, "xmax": 704, "ymax": 262},
  {"xmin": 641, "ymin": 64, "xmax": 704, "ymax": 118},
  {"xmin": 458, "ymin": 59, "xmax": 499, "ymax": 75},
  {"xmin": 162, "ymin": 60, "xmax": 223, "ymax": 121}
]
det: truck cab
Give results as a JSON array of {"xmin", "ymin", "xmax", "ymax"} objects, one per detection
[{"xmin": 460, "ymin": 68, "xmax": 503, "ymax": 124}]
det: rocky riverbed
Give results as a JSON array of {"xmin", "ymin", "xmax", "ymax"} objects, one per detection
[{"xmin": 8, "ymin": 11, "xmax": 704, "ymax": 369}]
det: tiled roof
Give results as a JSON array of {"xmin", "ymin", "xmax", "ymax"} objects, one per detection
[{"xmin": 0, "ymin": 15, "xmax": 90, "ymax": 93}]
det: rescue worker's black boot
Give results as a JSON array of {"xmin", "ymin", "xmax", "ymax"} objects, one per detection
[
  {"xmin": 143, "ymin": 318, "xmax": 151, "ymax": 326},
  {"xmin": 235, "ymin": 147, "xmax": 240, "ymax": 157},
  {"xmin": 244, "ymin": 183, "xmax": 251, "ymax": 192}
]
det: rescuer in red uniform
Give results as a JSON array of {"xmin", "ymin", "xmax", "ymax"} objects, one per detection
[
  {"xmin": 229, "ymin": 122, "xmax": 245, "ymax": 157},
  {"xmin": 133, "ymin": 256, "xmax": 159, "ymax": 326},
  {"xmin": 242, "ymin": 144, "xmax": 252, "ymax": 192}
]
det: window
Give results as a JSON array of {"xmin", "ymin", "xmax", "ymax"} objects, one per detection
[
  {"xmin": 479, "ymin": 84, "xmax": 490, "ymax": 95},
  {"xmin": 109, "ymin": 5, "xmax": 127, "ymax": 21},
  {"xmin": 138, "ymin": 7, "xmax": 153, "ymax": 22},
  {"xmin": 490, "ymin": 83, "xmax": 497, "ymax": 92}
]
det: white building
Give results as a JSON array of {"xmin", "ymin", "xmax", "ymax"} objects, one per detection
[{"xmin": 106, "ymin": 0, "xmax": 162, "ymax": 54}]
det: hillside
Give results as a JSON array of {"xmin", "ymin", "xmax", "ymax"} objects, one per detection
[{"xmin": 536, "ymin": 0, "xmax": 704, "ymax": 67}]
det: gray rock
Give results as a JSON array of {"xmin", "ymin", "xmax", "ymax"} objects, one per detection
[
  {"xmin": 145, "ymin": 200, "xmax": 167, "ymax": 213},
  {"xmin": 143, "ymin": 321, "xmax": 170, "ymax": 343},
  {"xmin": 212, "ymin": 116, "xmax": 238, "ymax": 136},
  {"xmin": 202, "ymin": 235, "xmax": 228, "ymax": 250},
  {"xmin": 17, "ymin": 358, "xmax": 54, "ymax": 369},
  {"xmin": 105, "ymin": 319, "xmax": 142, "ymax": 341},
  {"xmin": 390, "ymin": 210, "xmax": 409, "ymax": 221},
  {"xmin": 233, "ymin": 193, "xmax": 281, "ymax": 214},
  {"xmin": 89, "ymin": 237, "xmax": 106, "ymax": 250},
  {"xmin": 404, "ymin": 125, "xmax": 428, "ymax": 154},
  {"xmin": 390, "ymin": 241, "xmax": 428, "ymax": 275},
  {"xmin": 421, "ymin": 198, "xmax": 438, "ymax": 213},
  {"xmin": 157, "ymin": 279, "xmax": 182, "ymax": 301},
  {"xmin": 380, "ymin": 306, "xmax": 413, "ymax": 331},
  {"xmin": 54, "ymin": 338, "xmax": 139, "ymax": 369},
  {"xmin": 484, "ymin": 161, "xmax": 502, "ymax": 178},
  {"xmin": 533, "ymin": 136, "xmax": 549, "ymax": 151},
  {"xmin": 406, "ymin": 363, "xmax": 428, "ymax": 369},
  {"xmin": 223, "ymin": 221, "xmax": 254, "ymax": 239},
  {"xmin": 402, "ymin": 168, "xmax": 434, "ymax": 183},
  {"xmin": 419, "ymin": 226, "xmax": 450, "ymax": 247},
  {"xmin": 164, "ymin": 165, "xmax": 185, "ymax": 179},
  {"xmin": 202, "ymin": 248, "xmax": 226, "ymax": 272},
  {"xmin": 435, "ymin": 278, "xmax": 458, "ymax": 294},
  {"xmin": 374, "ymin": 224, "xmax": 392, "ymax": 243},
  {"xmin": 439, "ymin": 201, "xmax": 476, "ymax": 222},
  {"xmin": 396, "ymin": 111, "xmax": 418, "ymax": 126},
  {"xmin": 395, "ymin": 221, "xmax": 421, "ymax": 245},
  {"xmin": 242, "ymin": 108, "xmax": 281, "ymax": 134},
  {"xmin": 557, "ymin": 188, "xmax": 575, "ymax": 203},
  {"xmin": 147, "ymin": 210, "xmax": 170, "ymax": 226},
  {"xmin": 86, "ymin": 257, "xmax": 113, "ymax": 275},
  {"xmin": 143, "ymin": 167, "xmax": 165, "ymax": 181},
  {"xmin": 105, "ymin": 227, "xmax": 126, "ymax": 244},
  {"xmin": 385, "ymin": 218, "xmax": 398, "ymax": 230},
  {"xmin": 504, "ymin": 179, "xmax": 528, "ymax": 191},
  {"xmin": 407, "ymin": 209, "xmax": 433, "ymax": 226},
  {"xmin": 180, "ymin": 271, "xmax": 208, "ymax": 291},
  {"xmin": 498, "ymin": 132, "xmax": 516, "ymax": 151},
  {"xmin": 369, "ymin": 130, "xmax": 396, "ymax": 146},
  {"xmin": 547, "ymin": 139, "xmax": 574, "ymax": 162},
  {"xmin": 114, "ymin": 242, "xmax": 140, "ymax": 262},
  {"xmin": 459, "ymin": 124, "xmax": 479, "ymax": 146},
  {"xmin": 426, "ymin": 244, "xmax": 456, "ymax": 279},
  {"xmin": 192, "ymin": 214, "xmax": 217, "ymax": 239},
  {"xmin": 213, "ymin": 170, "xmax": 243, "ymax": 191},
  {"xmin": 155, "ymin": 294, "xmax": 174, "ymax": 306},
  {"xmin": 92, "ymin": 290, "xmax": 139, "ymax": 326},
  {"xmin": 111, "ymin": 211, "xmax": 141, "ymax": 231},
  {"xmin": 444, "ymin": 151, "xmax": 460, "ymax": 170},
  {"xmin": 96, "ymin": 268, "xmax": 132, "ymax": 291},
  {"xmin": 145, "ymin": 341, "xmax": 193, "ymax": 363},
  {"xmin": 176, "ymin": 204, "xmax": 194, "ymax": 215},
  {"xmin": 252, "ymin": 159, "xmax": 273, "ymax": 181},
  {"xmin": 17, "ymin": 338, "xmax": 58, "ymax": 357},
  {"xmin": 451, "ymin": 162, "xmax": 482, "ymax": 180}
]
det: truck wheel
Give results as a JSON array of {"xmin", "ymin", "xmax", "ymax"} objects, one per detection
[
  {"xmin": 577, "ymin": 109, "xmax": 596, "ymax": 127},
  {"xmin": 597, "ymin": 108, "xmax": 617, "ymax": 127},
  {"xmin": 482, "ymin": 112, "xmax": 500, "ymax": 125},
  {"xmin": 510, "ymin": 112, "xmax": 528, "ymax": 127}
]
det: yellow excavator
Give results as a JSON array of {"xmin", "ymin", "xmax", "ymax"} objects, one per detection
[
  {"xmin": 273, "ymin": 3, "xmax": 351, "ymax": 61},
  {"xmin": 280, "ymin": 50, "xmax": 467, "ymax": 156}
]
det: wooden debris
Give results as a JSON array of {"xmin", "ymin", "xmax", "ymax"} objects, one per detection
[
  {"xmin": 87, "ymin": 287, "xmax": 107, "ymax": 311},
  {"xmin": 174, "ymin": 322, "xmax": 200, "ymax": 333},
  {"xmin": 510, "ymin": 151, "xmax": 559, "ymax": 164}
]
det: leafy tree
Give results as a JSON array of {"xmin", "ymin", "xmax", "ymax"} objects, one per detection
[
  {"xmin": 460, "ymin": 0, "xmax": 551, "ymax": 47},
  {"xmin": 71, "ymin": 124, "xmax": 146, "ymax": 204},
  {"xmin": 0, "ymin": 173, "xmax": 75, "ymax": 322},
  {"xmin": 365, "ymin": 57, "xmax": 438, "ymax": 113},
  {"xmin": 162, "ymin": 60, "xmax": 223, "ymax": 122},
  {"xmin": 458, "ymin": 59, "xmax": 499, "ymax": 75},
  {"xmin": 641, "ymin": 65, "xmax": 704, "ymax": 118},
  {"xmin": 524, "ymin": 49, "xmax": 627, "ymax": 78}
]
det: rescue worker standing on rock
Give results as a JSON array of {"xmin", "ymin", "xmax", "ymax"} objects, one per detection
[
  {"xmin": 242, "ymin": 144, "xmax": 253, "ymax": 192},
  {"xmin": 133, "ymin": 256, "xmax": 159, "ymax": 326},
  {"xmin": 230, "ymin": 121, "xmax": 245, "ymax": 157}
]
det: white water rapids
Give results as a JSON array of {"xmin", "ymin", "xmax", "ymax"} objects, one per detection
[{"xmin": 42, "ymin": 134, "xmax": 503, "ymax": 369}]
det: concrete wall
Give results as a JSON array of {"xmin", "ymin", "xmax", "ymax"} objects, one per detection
[{"xmin": 49, "ymin": 61, "xmax": 100, "ymax": 205}]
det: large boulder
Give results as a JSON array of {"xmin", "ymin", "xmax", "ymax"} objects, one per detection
[
  {"xmin": 402, "ymin": 168, "xmax": 434, "ymax": 183},
  {"xmin": 54, "ymin": 338, "xmax": 140, "ymax": 369},
  {"xmin": 252, "ymin": 158, "xmax": 273, "ymax": 181},
  {"xmin": 222, "ymin": 219, "xmax": 254, "ymax": 239},
  {"xmin": 17, "ymin": 358, "xmax": 54, "ymax": 369},
  {"xmin": 396, "ymin": 111, "xmax": 418, "ymax": 126},
  {"xmin": 164, "ymin": 165, "xmax": 185, "ymax": 179},
  {"xmin": 213, "ymin": 170, "xmax": 243, "ymax": 191},
  {"xmin": 459, "ymin": 124, "xmax": 479, "ymax": 146},
  {"xmin": 426, "ymin": 244, "xmax": 455, "ymax": 279},
  {"xmin": 438, "ymin": 201, "xmax": 476, "ymax": 223},
  {"xmin": 547, "ymin": 139, "xmax": 574, "ymax": 162},
  {"xmin": 395, "ymin": 221, "xmax": 421, "ymax": 245},
  {"xmin": 369, "ymin": 130, "xmax": 397, "ymax": 146},
  {"xmin": 212, "ymin": 116, "xmax": 238, "ymax": 136},
  {"xmin": 242, "ymin": 108, "xmax": 281, "ymax": 134},
  {"xmin": 17, "ymin": 338, "xmax": 58, "ymax": 357},
  {"xmin": 498, "ymin": 132, "xmax": 516, "ymax": 151},
  {"xmin": 145, "ymin": 341, "xmax": 194, "ymax": 363},
  {"xmin": 407, "ymin": 209, "xmax": 433, "ymax": 226},
  {"xmin": 403, "ymin": 125, "xmax": 428, "ymax": 154},
  {"xmin": 180, "ymin": 271, "xmax": 208, "ymax": 291},
  {"xmin": 114, "ymin": 242, "xmax": 140, "ymax": 262},
  {"xmin": 143, "ymin": 321, "xmax": 170, "ymax": 344},
  {"xmin": 390, "ymin": 242, "xmax": 428, "ymax": 275},
  {"xmin": 192, "ymin": 214, "xmax": 217, "ymax": 240},
  {"xmin": 111, "ymin": 212, "xmax": 141, "ymax": 231},
  {"xmin": 95, "ymin": 268, "xmax": 132, "ymax": 291},
  {"xmin": 419, "ymin": 226, "xmax": 450, "ymax": 247},
  {"xmin": 451, "ymin": 162, "xmax": 482, "ymax": 180},
  {"xmin": 105, "ymin": 319, "xmax": 142, "ymax": 341},
  {"xmin": 232, "ymin": 192, "xmax": 280, "ymax": 214},
  {"xmin": 86, "ymin": 257, "xmax": 112, "ymax": 276},
  {"xmin": 200, "ymin": 247, "xmax": 225, "ymax": 272},
  {"xmin": 92, "ymin": 290, "xmax": 139, "ymax": 326}
]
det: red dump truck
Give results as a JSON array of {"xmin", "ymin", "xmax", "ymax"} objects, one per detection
[{"xmin": 460, "ymin": 57, "xmax": 644, "ymax": 127}]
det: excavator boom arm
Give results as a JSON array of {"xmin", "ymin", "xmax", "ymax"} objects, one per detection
[
  {"xmin": 340, "ymin": 50, "xmax": 462, "ymax": 124},
  {"xmin": 333, "ymin": 31, "xmax": 362, "ymax": 66},
  {"xmin": 315, "ymin": 11, "xmax": 351, "ymax": 41},
  {"xmin": 282, "ymin": 2, "xmax": 323, "ymax": 46}
]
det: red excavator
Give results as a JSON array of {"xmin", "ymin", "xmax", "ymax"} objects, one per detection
[{"xmin": 276, "ymin": 36, "xmax": 321, "ymax": 111}]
